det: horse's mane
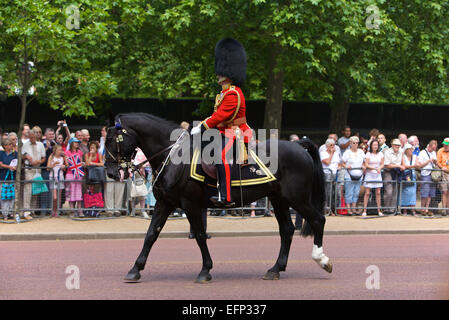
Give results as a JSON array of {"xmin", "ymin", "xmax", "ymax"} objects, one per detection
[{"xmin": 116, "ymin": 112, "xmax": 180, "ymax": 132}]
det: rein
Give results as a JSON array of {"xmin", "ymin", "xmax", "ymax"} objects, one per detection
[{"xmin": 106, "ymin": 125, "xmax": 187, "ymax": 186}]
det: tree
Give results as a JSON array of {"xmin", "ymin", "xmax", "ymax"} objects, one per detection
[{"xmin": 0, "ymin": 0, "xmax": 119, "ymax": 215}]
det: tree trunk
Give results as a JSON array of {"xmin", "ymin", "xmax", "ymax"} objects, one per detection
[
  {"xmin": 263, "ymin": 43, "xmax": 284, "ymax": 133},
  {"xmin": 329, "ymin": 81, "xmax": 350, "ymax": 134},
  {"xmin": 13, "ymin": 93, "xmax": 27, "ymax": 216}
]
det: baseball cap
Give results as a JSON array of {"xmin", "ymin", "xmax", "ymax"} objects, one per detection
[
  {"xmin": 68, "ymin": 137, "xmax": 81, "ymax": 145},
  {"xmin": 442, "ymin": 138, "xmax": 449, "ymax": 145},
  {"xmin": 403, "ymin": 143, "xmax": 413, "ymax": 151},
  {"xmin": 391, "ymin": 139, "xmax": 401, "ymax": 146}
]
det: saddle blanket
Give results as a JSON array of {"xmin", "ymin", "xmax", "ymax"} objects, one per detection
[{"xmin": 190, "ymin": 148, "xmax": 277, "ymax": 187}]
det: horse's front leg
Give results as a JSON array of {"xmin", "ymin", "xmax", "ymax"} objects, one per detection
[{"xmin": 124, "ymin": 200, "xmax": 173, "ymax": 282}]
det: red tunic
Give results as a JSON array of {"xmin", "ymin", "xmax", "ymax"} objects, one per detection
[{"xmin": 202, "ymin": 85, "xmax": 251, "ymax": 143}]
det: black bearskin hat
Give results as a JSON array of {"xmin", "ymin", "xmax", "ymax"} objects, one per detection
[{"xmin": 214, "ymin": 38, "xmax": 247, "ymax": 87}]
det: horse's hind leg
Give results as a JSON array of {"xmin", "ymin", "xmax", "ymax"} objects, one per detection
[
  {"xmin": 124, "ymin": 200, "xmax": 174, "ymax": 282},
  {"xmin": 182, "ymin": 201, "xmax": 213, "ymax": 284},
  {"xmin": 293, "ymin": 202, "xmax": 332, "ymax": 273},
  {"xmin": 263, "ymin": 195, "xmax": 295, "ymax": 280}
]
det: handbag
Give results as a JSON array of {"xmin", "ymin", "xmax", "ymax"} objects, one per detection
[
  {"xmin": 1, "ymin": 170, "xmax": 15, "ymax": 200},
  {"xmin": 86, "ymin": 166, "xmax": 106, "ymax": 184},
  {"xmin": 131, "ymin": 172, "xmax": 148, "ymax": 198},
  {"xmin": 31, "ymin": 171, "xmax": 49, "ymax": 195},
  {"xmin": 431, "ymin": 169, "xmax": 442, "ymax": 182},
  {"xmin": 426, "ymin": 150, "xmax": 442, "ymax": 182}
]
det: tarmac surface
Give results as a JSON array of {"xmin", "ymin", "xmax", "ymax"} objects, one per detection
[
  {"xmin": 1, "ymin": 214, "xmax": 449, "ymax": 241},
  {"xmin": 1, "ymin": 234, "xmax": 448, "ymax": 300}
]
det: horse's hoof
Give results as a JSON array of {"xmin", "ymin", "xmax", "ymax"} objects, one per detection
[
  {"xmin": 195, "ymin": 273, "xmax": 212, "ymax": 284},
  {"xmin": 322, "ymin": 262, "xmax": 333, "ymax": 273},
  {"xmin": 262, "ymin": 271, "xmax": 280, "ymax": 280},
  {"xmin": 124, "ymin": 272, "xmax": 141, "ymax": 282}
]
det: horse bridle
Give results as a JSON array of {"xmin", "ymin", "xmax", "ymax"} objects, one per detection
[{"xmin": 105, "ymin": 121, "xmax": 186, "ymax": 178}]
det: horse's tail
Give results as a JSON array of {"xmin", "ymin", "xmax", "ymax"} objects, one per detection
[{"xmin": 297, "ymin": 138, "xmax": 326, "ymax": 237}]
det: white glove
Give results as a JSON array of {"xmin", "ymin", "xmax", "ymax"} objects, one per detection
[{"xmin": 191, "ymin": 125, "xmax": 201, "ymax": 135}]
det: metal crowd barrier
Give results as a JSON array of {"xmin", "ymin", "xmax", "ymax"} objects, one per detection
[{"xmin": 333, "ymin": 167, "xmax": 449, "ymax": 216}]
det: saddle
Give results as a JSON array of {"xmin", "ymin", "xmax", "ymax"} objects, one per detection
[{"xmin": 190, "ymin": 148, "xmax": 276, "ymax": 187}]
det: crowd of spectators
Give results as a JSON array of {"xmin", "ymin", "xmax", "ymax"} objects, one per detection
[
  {"xmin": 3, "ymin": 120, "xmax": 449, "ymax": 222},
  {"xmin": 0, "ymin": 121, "xmax": 156, "ymax": 221},
  {"xmin": 316, "ymin": 126, "xmax": 449, "ymax": 217}
]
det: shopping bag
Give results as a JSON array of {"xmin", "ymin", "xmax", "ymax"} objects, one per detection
[
  {"xmin": 31, "ymin": 172, "xmax": 49, "ymax": 195},
  {"xmin": 1, "ymin": 171, "xmax": 15, "ymax": 200}
]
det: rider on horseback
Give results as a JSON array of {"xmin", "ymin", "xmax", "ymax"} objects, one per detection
[{"xmin": 191, "ymin": 38, "xmax": 252, "ymax": 207}]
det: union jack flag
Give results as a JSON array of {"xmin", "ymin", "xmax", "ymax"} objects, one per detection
[{"xmin": 67, "ymin": 154, "xmax": 84, "ymax": 179}]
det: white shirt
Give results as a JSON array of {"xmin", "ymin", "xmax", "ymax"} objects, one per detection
[
  {"xmin": 319, "ymin": 144, "xmax": 341, "ymax": 157},
  {"xmin": 418, "ymin": 149, "xmax": 437, "ymax": 176},
  {"xmin": 342, "ymin": 148, "xmax": 365, "ymax": 180},
  {"xmin": 21, "ymin": 140, "xmax": 46, "ymax": 166},
  {"xmin": 320, "ymin": 150, "xmax": 341, "ymax": 175}
]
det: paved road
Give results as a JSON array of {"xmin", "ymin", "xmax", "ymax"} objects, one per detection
[{"xmin": 1, "ymin": 234, "xmax": 448, "ymax": 300}]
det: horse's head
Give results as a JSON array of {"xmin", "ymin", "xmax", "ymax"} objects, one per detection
[{"xmin": 104, "ymin": 121, "xmax": 138, "ymax": 181}]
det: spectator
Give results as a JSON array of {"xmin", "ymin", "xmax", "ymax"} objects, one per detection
[
  {"xmin": 418, "ymin": 140, "xmax": 438, "ymax": 216},
  {"xmin": 378, "ymin": 134, "xmax": 389, "ymax": 153},
  {"xmin": 130, "ymin": 148, "xmax": 150, "ymax": 219},
  {"xmin": 55, "ymin": 120, "xmax": 70, "ymax": 151},
  {"xmin": 75, "ymin": 130, "xmax": 83, "ymax": 142},
  {"xmin": 180, "ymin": 121, "xmax": 190, "ymax": 130},
  {"xmin": 408, "ymin": 135, "xmax": 420, "ymax": 156},
  {"xmin": 400, "ymin": 144, "xmax": 419, "ymax": 216},
  {"xmin": 383, "ymin": 139, "xmax": 404, "ymax": 214},
  {"xmin": 319, "ymin": 134, "xmax": 341, "ymax": 155},
  {"xmin": 47, "ymin": 144, "xmax": 67, "ymax": 217},
  {"xmin": 366, "ymin": 128, "xmax": 380, "ymax": 151},
  {"xmin": 341, "ymin": 136, "xmax": 365, "ymax": 215},
  {"xmin": 85, "ymin": 141, "xmax": 104, "ymax": 168},
  {"xmin": 0, "ymin": 138, "xmax": 18, "ymax": 221},
  {"xmin": 362, "ymin": 139, "xmax": 384, "ymax": 217},
  {"xmin": 79, "ymin": 129, "xmax": 90, "ymax": 155},
  {"xmin": 98, "ymin": 126, "xmax": 107, "ymax": 156},
  {"xmin": 320, "ymin": 138, "xmax": 341, "ymax": 215},
  {"xmin": 32, "ymin": 126, "xmax": 43, "ymax": 142},
  {"xmin": 398, "ymin": 133, "xmax": 408, "ymax": 152},
  {"xmin": 21, "ymin": 123, "xmax": 30, "ymax": 145},
  {"xmin": 338, "ymin": 125, "xmax": 352, "ymax": 154},
  {"xmin": 436, "ymin": 138, "xmax": 449, "ymax": 216},
  {"xmin": 40, "ymin": 128, "xmax": 57, "ymax": 216},
  {"xmin": 320, "ymin": 138, "xmax": 341, "ymax": 177},
  {"xmin": 8, "ymin": 132, "xmax": 18, "ymax": 152},
  {"xmin": 22, "ymin": 129, "xmax": 46, "ymax": 220},
  {"xmin": 0, "ymin": 132, "xmax": 8, "ymax": 151},
  {"xmin": 65, "ymin": 137, "xmax": 84, "ymax": 217},
  {"xmin": 289, "ymin": 134, "xmax": 299, "ymax": 142}
]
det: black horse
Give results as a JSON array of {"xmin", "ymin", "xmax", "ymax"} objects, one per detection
[{"xmin": 105, "ymin": 113, "xmax": 332, "ymax": 283}]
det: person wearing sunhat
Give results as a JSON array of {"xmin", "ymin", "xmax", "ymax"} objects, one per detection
[
  {"xmin": 191, "ymin": 38, "xmax": 251, "ymax": 207},
  {"xmin": 436, "ymin": 138, "xmax": 449, "ymax": 216}
]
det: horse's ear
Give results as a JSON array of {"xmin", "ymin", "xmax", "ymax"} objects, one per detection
[{"xmin": 108, "ymin": 112, "xmax": 115, "ymax": 127}]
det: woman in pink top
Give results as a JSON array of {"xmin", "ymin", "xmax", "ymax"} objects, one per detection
[{"xmin": 65, "ymin": 137, "xmax": 85, "ymax": 217}]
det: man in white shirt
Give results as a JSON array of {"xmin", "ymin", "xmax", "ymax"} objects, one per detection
[
  {"xmin": 21, "ymin": 130, "xmax": 46, "ymax": 219},
  {"xmin": 320, "ymin": 138, "xmax": 341, "ymax": 215},
  {"xmin": 21, "ymin": 123, "xmax": 30, "ymax": 145},
  {"xmin": 418, "ymin": 140, "xmax": 438, "ymax": 216},
  {"xmin": 337, "ymin": 126, "xmax": 351, "ymax": 155},
  {"xmin": 319, "ymin": 134, "xmax": 341, "ymax": 156},
  {"xmin": 383, "ymin": 138, "xmax": 404, "ymax": 213}
]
